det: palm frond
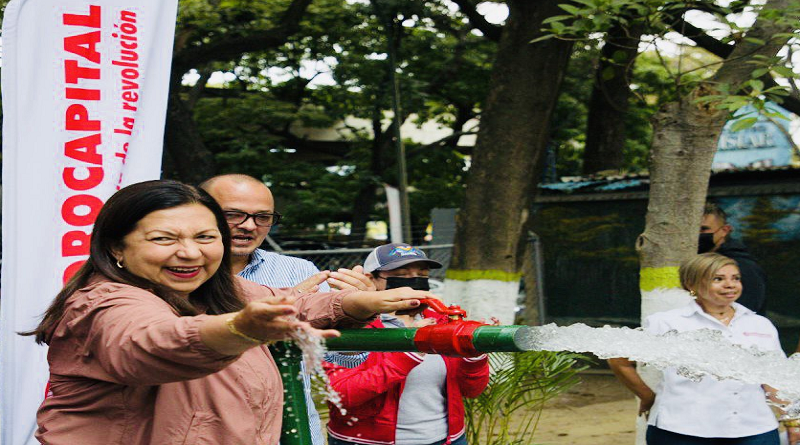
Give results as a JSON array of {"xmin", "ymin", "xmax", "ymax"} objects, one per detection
[{"xmin": 465, "ymin": 351, "xmax": 590, "ymax": 445}]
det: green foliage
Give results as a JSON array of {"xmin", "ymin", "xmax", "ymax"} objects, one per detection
[
  {"xmin": 687, "ymin": 45, "xmax": 800, "ymax": 120},
  {"xmin": 537, "ymin": 0, "xmax": 800, "ymax": 158},
  {"xmin": 694, "ymin": 76, "xmax": 794, "ymax": 132},
  {"xmin": 406, "ymin": 141, "xmax": 469, "ymax": 233},
  {"xmin": 548, "ymin": 47, "xmax": 594, "ymax": 177},
  {"xmin": 183, "ymin": 0, "xmax": 496, "ymax": 238},
  {"xmin": 465, "ymin": 351, "xmax": 589, "ymax": 445},
  {"xmin": 536, "ymin": 0, "xmax": 680, "ymax": 44},
  {"xmin": 549, "ymin": 46, "xmax": 703, "ymax": 176},
  {"xmin": 267, "ymin": 161, "xmax": 363, "ymax": 231},
  {"xmin": 177, "ymin": 0, "xmax": 297, "ymax": 49}
]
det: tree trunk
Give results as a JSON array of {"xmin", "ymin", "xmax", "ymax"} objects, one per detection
[
  {"xmin": 639, "ymin": 0, "xmax": 795, "ymax": 315},
  {"xmin": 445, "ymin": 0, "xmax": 574, "ymax": 324},
  {"xmin": 635, "ymin": 1, "xmax": 794, "ymax": 442},
  {"xmin": 350, "ymin": 107, "xmax": 392, "ymax": 243},
  {"xmin": 637, "ymin": 93, "xmax": 727, "ymax": 312},
  {"xmin": 162, "ymin": 89, "xmax": 218, "ymax": 184},
  {"xmin": 161, "ymin": 0, "xmax": 314, "ymax": 184},
  {"xmin": 582, "ymin": 21, "xmax": 643, "ymax": 175}
]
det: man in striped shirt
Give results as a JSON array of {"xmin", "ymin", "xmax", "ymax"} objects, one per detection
[{"xmin": 202, "ymin": 173, "xmax": 365, "ymax": 445}]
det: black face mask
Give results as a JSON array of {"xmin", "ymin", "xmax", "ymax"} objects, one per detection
[
  {"xmin": 385, "ymin": 276, "xmax": 430, "ymax": 291},
  {"xmin": 698, "ymin": 233, "xmax": 716, "ymax": 254}
]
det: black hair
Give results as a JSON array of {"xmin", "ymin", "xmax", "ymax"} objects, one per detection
[
  {"xmin": 22, "ymin": 180, "xmax": 243, "ymax": 344},
  {"xmin": 703, "ymin": 202, "xmax": 728, "ymax": 224}
]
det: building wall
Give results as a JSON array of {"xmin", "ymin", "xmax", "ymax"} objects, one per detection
[{"xmin": 532, "ymin": 194, "xmax": 800, "ymax": 352}]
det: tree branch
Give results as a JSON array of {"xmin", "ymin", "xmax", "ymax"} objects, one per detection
[
  {"xmin": 172, "ymin": 0, "xmax": 313, "ymax": 75},
  {"xmin": 186, "ymin": 70, "xmax": 212, "ymax": 110},
  {"xmin": 670, "ymin": 14, "xmax": 800, "ymax": 115},
  {"xmin": 670, "ymin": 15, "xmax": 733, "ymax": 58},
  {"xmin": 450, "ymin": 0, "xmax": 502, "ymax": 42}
]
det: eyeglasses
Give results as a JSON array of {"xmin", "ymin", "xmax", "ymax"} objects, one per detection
[{"xmin": 223, "ymin": 210, "xmax": 282, "ymax": 227}]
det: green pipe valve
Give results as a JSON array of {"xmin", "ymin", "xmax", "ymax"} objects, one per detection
[{"xmin": 326, "ymin": 325, "xmax": 531, "ymax": 355}]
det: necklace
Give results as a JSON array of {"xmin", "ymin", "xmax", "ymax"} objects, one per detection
[{"xmin": 709, "ymin": 306, "xmax": 734, "ymax": 324}]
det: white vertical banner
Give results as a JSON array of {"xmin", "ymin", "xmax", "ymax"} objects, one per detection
[
  {"xmin": 1, "ymin": 0, "xmax": 178, "ymax": 443},
  {"xmin": 384, "ymin": 183, "xmax": 403, "ymax": 243}
]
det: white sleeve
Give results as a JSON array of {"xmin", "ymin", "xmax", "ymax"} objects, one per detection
[
  {"xmin": 643, "ymin": 313, "xmax": 672, "ymax": 336},
  {"xmin": 765, "ymin": 321, "xmax": 784, "ymax": 355}
]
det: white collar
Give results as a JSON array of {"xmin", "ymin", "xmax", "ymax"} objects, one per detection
[{"xmin": 681, "ymin": 300, "xmax": 753, "ymax": 321}]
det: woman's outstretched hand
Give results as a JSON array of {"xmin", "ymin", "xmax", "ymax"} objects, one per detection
[
  {"xmin": 201, "ymin": 295, "xmax": 340, "ymax": 356},
  {"xmin": 342, "ymin": 288, "xmax": 435, "ymax": 320},
  {"xmin": 235, "ymin": 295, "xmax": 340, "ymax": 341}
]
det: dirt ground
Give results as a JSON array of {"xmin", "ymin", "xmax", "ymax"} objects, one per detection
[
  {"xmin": 318, "ymin": 370, "xmax": 639, "ymax": 445},
  {"xmin": 531, "ymin": 370, "xmax": 639, "ymax": 445}
]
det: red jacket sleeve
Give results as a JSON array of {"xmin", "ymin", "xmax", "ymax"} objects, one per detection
[
  {"xmin": 325, "ymin": 352, "xmax": 423, "ymax": 407},
  {"xmin": 426, "ymin": 311, "xmax": 490, "ymax": 398},
  {"xmin": 453, "ymin": 354, "xmax": 490, "ymax": 398}
]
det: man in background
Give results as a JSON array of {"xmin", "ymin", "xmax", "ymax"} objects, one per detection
[
  {"xmin": 201, "ymin": 173, "xmax": 372, "ymax": 445},
  {"xmin": 700, "ymin": 201, "xmax": 767, "ymax": 314}
]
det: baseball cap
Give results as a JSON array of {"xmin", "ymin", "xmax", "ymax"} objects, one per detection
[{"xmin": 363, "ymin": 243, "xmax": 443, "ymax": 273}]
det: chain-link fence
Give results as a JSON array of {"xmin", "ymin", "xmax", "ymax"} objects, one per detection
[
  {"xmin": 281, "ymin": 244, "xmax": 454, "ymax": 281},
  {"xmin": 282, "ymin": 242, "xmax": 546, "ymax": 324}
]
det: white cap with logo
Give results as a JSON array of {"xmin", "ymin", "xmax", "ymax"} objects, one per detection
[{"xmin": 363, "ymin": 243, "xmax": 443, "ymax": 274}]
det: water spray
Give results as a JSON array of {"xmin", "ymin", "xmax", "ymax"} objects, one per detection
[
  {"xmin": 278, "ymin": 299, "xmax": 800, "ymax": 444},
  {"xmin": 278, "ymin": 298, "xmax": 531, "ymax": 444}
]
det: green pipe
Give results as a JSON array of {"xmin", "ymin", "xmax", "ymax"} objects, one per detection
[
  {"xmin": 277, "ymin": 324, "xmax": 532, "ymax": 444},
  {"xmin": 272, "ymin": 342, "xmax": 312, "ymax": 445},
  {"xmin": 324, "ymin": 326, "xmax": 419, "ymax": 351},
  {"xmin": 325, "ymin": 325, "xmax": 531, "ymax": 353},
  {"xmin": 471, "ymin": 325, "xmax": 534, "ymax": 353}
]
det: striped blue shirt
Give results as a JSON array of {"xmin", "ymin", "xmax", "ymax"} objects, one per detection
[
  {"xmin": 239, "ymin": 248, "xmax": 331, "ymax": 292},
  {"xmin": 324, "ymin": 351, "xmax": 370, "ymax": 368},
  {"xmin": 238, "ymin": 248, "xmax": 329, "ymax": 445}
]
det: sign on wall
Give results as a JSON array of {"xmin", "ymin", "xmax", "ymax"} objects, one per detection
[{"xmin": 713, "ymin": 103, "xmax": 796, "ymax": 170}]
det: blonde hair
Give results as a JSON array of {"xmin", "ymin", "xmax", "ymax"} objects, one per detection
[{"xmin": 679, "ymin": 253, "xmax": 739, "ymax": 295}]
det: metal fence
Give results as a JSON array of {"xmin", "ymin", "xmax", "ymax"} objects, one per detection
[
  {"xmin": 282, "ymin": 241, "xmax": 547, "ymax": 325},
  {"xmin": 281, "ymin": 244, "xmax": 454, "ymax": 281}
]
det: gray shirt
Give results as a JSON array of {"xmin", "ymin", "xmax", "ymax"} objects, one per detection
[{"xmin": 383, "ymin": 315, "xmax": 449, "ymax": 444}]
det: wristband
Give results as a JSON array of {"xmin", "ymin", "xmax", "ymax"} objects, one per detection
[{"xmin": 226, "ymin": 316, "xmax": 270, "ymax": 345}]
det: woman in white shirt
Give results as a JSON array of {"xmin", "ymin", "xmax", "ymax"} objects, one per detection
[{"xmin": 609, "ymin": 253, "xmax": 796, "ymax": 445}]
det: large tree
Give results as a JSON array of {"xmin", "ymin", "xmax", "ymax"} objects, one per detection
[
  {"xmin": 638, "ymin": 0, "xmax": 799, "ymax": 309},
  {"xmin": 164, "ymin": 0, "xmax": 320, "ymax": 184},
  {"xmin": 580, "ymin": 1, "xmax": 800, "ymax": 176},
  {"xmin": 162, "ymin": 0, "xmax": 496, "ymax": 243},
  {"xmin": 640, "ymin": 3, "xmax": 798, "ymax": 442},
  {"xmin": 444, "ymin": 0, "xmax": 575, "ymax": 324},
  {"xmin": 546, "ymin": 0, "xmax": 800, "ymax": 442},
  {"xmin": 582, "ymin": 18, "xmax": 645, "ymax": 174}
]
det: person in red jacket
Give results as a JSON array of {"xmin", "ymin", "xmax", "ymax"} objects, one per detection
[{"xmin": 324, "ymin": 243, "xmax": 491, "ymax": 445}]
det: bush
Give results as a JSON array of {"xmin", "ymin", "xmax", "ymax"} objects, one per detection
[{"xmin": 465, "ymin": 351, "xmax": 590, "ymax": 445}]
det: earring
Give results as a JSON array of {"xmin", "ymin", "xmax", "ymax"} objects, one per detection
[
  {"xmin": 689, "ymin": 290, "xmax": 696, "ymax": 297},
  {"xmin": 116, "ymin": 259, "xmax": 124, "ymax": 269}
]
